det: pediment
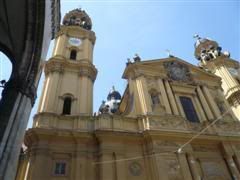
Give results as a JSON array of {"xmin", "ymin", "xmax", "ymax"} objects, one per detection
[{"xmin": 122, "ymin": 57, "xmax": 221, "ymax": 85}]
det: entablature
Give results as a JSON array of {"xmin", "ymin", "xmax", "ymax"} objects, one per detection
[
  {"xmin": 56, "ymin": 25, "xmax": 96, "ymax": 44},
  {"xmin": 32, "ymin": 112, "xmax": 240, "ymax": 141},
  {"xmin": 44, "ymin": 57, "xmax": 97, "ymax": 81}
]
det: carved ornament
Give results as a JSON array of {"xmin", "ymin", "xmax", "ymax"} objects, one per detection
[
  {"xmin": 164, "ymin": 61, "xmax": 192, "ymax": 82},
  {"xmin": 149, "ymin": 116, "xmax": 186, "ymax": 130},
  {"xmin": 128, "ymin": 161, "xmax": 142, "ymax": 176}
]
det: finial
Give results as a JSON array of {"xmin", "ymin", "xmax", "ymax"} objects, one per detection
[
  {"xmin": 166, "ymin": 49, "xmax": 174, "ymax": 58},
  {"xmin": 126, "ymin": 58, "xmax": 132, "ymax": 66},
  {"xmin": 133, "ymin": 53, "xmax": 141, "ymax": 62},
  {"xmin": 193, "ymin": 34, "xmax": 201, "ymax": 40},
  {"xmin": 112, "ymin": 86, "xmax": 115, "ymax": 91}
]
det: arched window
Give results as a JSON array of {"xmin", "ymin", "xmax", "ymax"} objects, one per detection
[
  {"xmin": 179, "ymin": 96, "xmax": 199, "ymax": 123},
  {"xmin": 62, "ymin": 97, "xmax": 72, "ymax": 115},
  {"xmin": 70, "ymin": 50, "xmax": 77, "ymax": 60},
  {"xmin": 150, "ymin": 90, "xmax": 160, "ymax": 105}
]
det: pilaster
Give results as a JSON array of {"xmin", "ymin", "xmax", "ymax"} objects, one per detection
[
  {"xmin": 157, "ymin": 79, "xmax": 172, "ymax": 114},
  {"xmin": 164, "ymin": 80, "xmax": 179, "ymax": 115},
  {"xmin": 202, "ymin": 86, "xmax": 221, "ymax": 119},
  {"xmin": 196, "ymin": 86, "xmax": 214, "ymax": 120},
  {"xmin": 135, "ymin": 76, "xmax": 152, "ymax": 114}
]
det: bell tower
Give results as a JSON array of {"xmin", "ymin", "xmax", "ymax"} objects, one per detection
[
  {"xmin": 38, "ymin": 9, "xmax": 97, "ymax": 116},
  {"xmin": 194, "ymin": 35, "xmax": 240, "ymax": 119}
]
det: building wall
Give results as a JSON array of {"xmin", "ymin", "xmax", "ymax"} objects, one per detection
[{"xmin": 17, "ymin": 112, "xmax": 240, "ymax": 180}]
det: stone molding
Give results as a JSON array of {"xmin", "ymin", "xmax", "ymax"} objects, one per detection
[
  {"xmin": 32, "ymin": 112, "xmax": 240, "ymax": 138},
  {"xmin": 56, "ymin": 26, "xmax": 96, "ymax": 44},
  {"xmin": 44, "ymin": 58, "xmax": 97, "ymax": 82}
]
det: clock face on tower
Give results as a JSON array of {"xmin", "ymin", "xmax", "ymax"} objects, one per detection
[
  {"xmin": 68, "ymin": 37, "xmax": 82, "ymax": 46},
  {"xmin": 228, "ymin": 68, "xmax": 238, "ymax": 76}
]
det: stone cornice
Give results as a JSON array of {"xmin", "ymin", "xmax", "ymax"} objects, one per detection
[
  {"xmin": 56, "ymin": 25, "xmax": 96, "ymax": 44},
  {"xmin": 44, "ymin": 58, "xmax": 98, "ymax": 82},
  {"xmin": 203, "ymin": 56, "xmax": 239, "ymax": 70}
]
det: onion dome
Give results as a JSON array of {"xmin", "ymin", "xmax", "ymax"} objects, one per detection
[
  {"xmin": 107, "ymin": 86, "xmax": 121, "ymax": 101},
  {"xmin": 62, "ymin": 8, "xmax": 92, "ymax": 30}
]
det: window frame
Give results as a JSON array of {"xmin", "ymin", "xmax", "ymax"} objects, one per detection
[
  {"xmin": 62, "ymin": 97, "xmax": 72, "ymax": 115},
  {"xmin": 53, "ymin": 161, "xmax": 67, "ymax": 176},
  {"xmin": 179, "ymin": 96, "xmax": 200, "ymax": 123},
  {"xmin": 69, "ymin": 49, "xmax": 77, "ymax": 60}
]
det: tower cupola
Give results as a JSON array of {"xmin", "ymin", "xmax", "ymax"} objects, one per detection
[
  {"xmin": 63, "ymin": 8, "xmax": 92, "ymax": 30},
  {"xmin": 194, "ymin": 35, "xmax": 224, "ymax": 62}
]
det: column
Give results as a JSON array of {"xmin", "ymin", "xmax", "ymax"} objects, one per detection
[
  {"xmin": 148, "ymin": 152, "xmax": 163, "ymax": 180},
  {"xmin": 233, "ymin": 153, "xmax": 240, "ymax": 172},
  {"xmin": 196, "ymin": 86, "xmax": 214, "ymax": 120},
  {"xmin": 100, "ymin": 153, "xmax": 115, "ymax": 180},
  {"xmin": 157, "ymin": 79, "xmax": 172, "ymax": 114},
  {"xmin": 75, "ymin": 150, "xmax": 81, "ymax": 179},
  {"xmin": 175, "ymin": 93, "xmax": 185, "ymax": 117},
  {"xmin": 115, "ymin": 153, "xmax": 126, "ymax": 180},
  {"xmin": 0, "ymin": 94, "xmax": 32, "ymax": 180},
  {"xmin": 164, "ymin": 80, "xmax": 179, "ymax": 115},
  {"xmin": 53, "ymin": 34, "xmax": 67, "ymax": 57},
  {"xmin": 30, "ymin": 149, "xmax": 51, "ymax": 180},
  {"xmin": 178, "ymin": 153, "xmax": 193, "ymax": 180},
  {"xmin": 193, "ymin": 95, "xmax": 207, "ymax": 122},
  {"xmin": 136, "ymin": 76, "xmax": 152, "ymax": 114},
  {"xmin": 186, "ymin": 154, "xmax": 202, "ymax": 180},
  {"xmin": 47, "ymin": 71, "xmax": 61, "ymax": 112},
  {"xmin": 129, "ymin": 78, "xmax": 141, "ymax": 114},
  {"xmin": 225, "ymin": 155, "xmax": 240, "ymax": 179},
  {"xmin": 202, "ymin": 86, "xmax": 221, "ymax": 119}
]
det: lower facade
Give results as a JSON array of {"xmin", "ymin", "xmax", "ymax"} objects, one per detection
[{"xmin": 16, "ymin": 113, "xmax": 240, "ymax": 180}]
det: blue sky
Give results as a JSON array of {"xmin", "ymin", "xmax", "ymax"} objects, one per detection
[{"xmin": 0, "ymin": 0, "xmax": 239, "ymax": 128}]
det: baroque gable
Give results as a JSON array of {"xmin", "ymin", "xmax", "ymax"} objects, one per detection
[{"xmin": 123, "ymin": 57, "xmax": 221, "ymax": 87}]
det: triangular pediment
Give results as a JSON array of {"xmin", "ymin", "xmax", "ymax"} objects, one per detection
[{"xmin": 122, "ymin": 57, "xmax": 221, "ymax": 85}]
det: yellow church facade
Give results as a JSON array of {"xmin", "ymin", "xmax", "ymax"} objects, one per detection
[{"xmin": 16, "ymin": 9, "xmax": 240, "ymax": 180}]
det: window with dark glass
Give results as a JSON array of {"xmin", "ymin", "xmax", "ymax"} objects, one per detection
[
  {"xmin": 179, "ymin": 96, "xmax": 199, "ymax": 123},
  {"xmin": 62, "ymin": 97, "xmax": 72, "ymax": 115},
  {"xmin": 70, "ymin": 50, "xmax": 77, "ymax": 60},
  {"xmin": 54, "ymin": 162, "xmax": 66, "ymax": 175}
]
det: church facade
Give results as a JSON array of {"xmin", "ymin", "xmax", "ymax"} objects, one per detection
[{"xmin": 16, "ymin": 9, "xmax": 240, "ymax": 180}]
